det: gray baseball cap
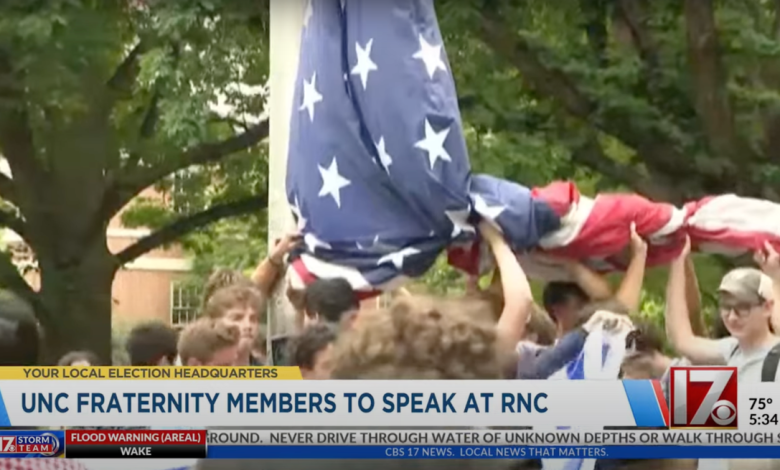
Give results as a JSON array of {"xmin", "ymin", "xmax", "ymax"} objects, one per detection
[{"xmin": 718, "ymin": 268, "xmax": 773, "ymax": 304}]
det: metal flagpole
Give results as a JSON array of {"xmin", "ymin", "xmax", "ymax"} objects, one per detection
[{"xmin": 266, "ymin": 0, "xmax": 306, "ymax": 364}]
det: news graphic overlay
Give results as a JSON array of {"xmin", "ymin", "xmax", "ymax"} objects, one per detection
[
  {"xmin": 670, "ymin": 366, "xmax": 738, "ymax": 429},
  {"xmin": 201, "ymin": 429, "xmax": 780, "ymax": 460},
  {"xmin": 0, "ymin": 430, "xmax": 64, "ymax": 458},
  {"xmin": 65, "ymin": 429, "xmax": 206, "ymax": 458}
]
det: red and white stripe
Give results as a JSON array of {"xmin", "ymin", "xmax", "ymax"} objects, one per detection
[
  {"xmin": 466, "ymin": 183, "xmax": 689, "ymax": 281},
  {"xmin": 523, "ymin": 190, "xmax": 687, "ymax": 280},
  {"xmin": 287, "ymin": 255, "xmax": 406, "ymax": 299},
  {"xmin": 290, "ymin": 186, "xmax": 780, "ymax": 287},
  {"xmin": 686, "ymin": 194, "xmax": 780, "ymax": 255}
]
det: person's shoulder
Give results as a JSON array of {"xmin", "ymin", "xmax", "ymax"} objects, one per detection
[
  {"xmin": 714, "ymin": 337, "xmax": 739, "ymax": 361},
  {"xmin": 516, "ymin": 341, "xmax": 544, "ymax": 355}
]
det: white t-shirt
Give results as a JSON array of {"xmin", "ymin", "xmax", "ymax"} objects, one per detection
[{"xmin": 698, "ymin": 337, "xmax": 780, "ymax": 470}]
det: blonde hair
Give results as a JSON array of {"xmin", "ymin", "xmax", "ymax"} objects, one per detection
[
  {"xmin": 202, "ymin": 269, "xmax": 254, "ymax": 306},
  {"xmin": 202, "ymin": 285, "xmax": 265, "ymax": 321},
  {"xmin": 330, "ymin": 296, "xmax": 503, "ymax": 380},
  {"xmin": 178, "ymin": 319, "xmax": 239, "ymax": 364}
]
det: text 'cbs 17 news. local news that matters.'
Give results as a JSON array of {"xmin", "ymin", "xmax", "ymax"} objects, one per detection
[{"xmin": 0, "ymin": 366, "xmax": 779, "ymax": 459}]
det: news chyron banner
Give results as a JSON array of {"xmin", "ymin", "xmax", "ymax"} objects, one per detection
[{"xmin": 0, "ymin": 366, "xmax": 777, "ymax": 459}]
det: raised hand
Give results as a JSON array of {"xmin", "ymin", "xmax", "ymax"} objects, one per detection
[
  {"xmin": 629, "ymin": 222, "xmax": 647, "ymax": 257},
  {"xmin": 755, "ymin": 241, "xmax": 780, "ymax": 280}
]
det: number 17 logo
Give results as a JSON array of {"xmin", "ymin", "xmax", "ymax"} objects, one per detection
[
  {"xmin": 670, "ymin": 367, "xmax": 738, "ymax": 429},
  {"xmin": 0, "ymin": 436, "xmax": 15, "ymax": 452}
]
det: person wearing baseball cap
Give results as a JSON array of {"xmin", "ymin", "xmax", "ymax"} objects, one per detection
[{"xmin": 665, "ymin": 238, "xmax": 780, "ymax": 384}]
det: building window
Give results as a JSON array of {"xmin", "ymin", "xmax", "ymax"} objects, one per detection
[
  {"xmin": 170, "ymin": 169, "xmax": 205, "ymax": 215},
  {"xmin": 170, "ymin": 282, "xmax": 200, "ymax": 326}
]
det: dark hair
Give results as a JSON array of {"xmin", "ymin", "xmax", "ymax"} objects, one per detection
[
  {"xmin": 303, "ymin": 278, "xmax": 358, "ymax": 323},
  {"xmin": 58, "ymin": 350, "xmax": 101, "ymax": 366},
  {"xmin": 542, "ymin": 282, "xmax": 589, "ymax": 314},
  {"xmin": 126, "ymin": 322, "xmax": 178, "ymax": 366},
  {"xmin": 0, "ymin": 291, "xmax": 39, "ymax": 366},
  {"xmin": 625, "ymin": 320, "xmax": 665, "ymax": 354},
  {"xmin": 574, "ymin": 299, "xmax": 629, "ymax": 327},
  {"xmin": 0, "ymin": 318, "xmax": 39, "ymax": 366},
  {"xmin": 287, "ymin": 323, "xmax": 338, "ymax": 370}
]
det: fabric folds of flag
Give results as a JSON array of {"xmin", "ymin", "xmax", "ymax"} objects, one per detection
[
  {"xmin": 287, "ymin": 0, "xmax": 561, "ymax": 292},
  {"xmin": 685, "ymin": 194, "xmax": 780, "ymax": 256},
  {"xmin": 449, "ymin": 181, "xmax": 689, "ymax": 281}
]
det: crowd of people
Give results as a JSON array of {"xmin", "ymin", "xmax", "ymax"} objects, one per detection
[{"xmin": 0, "ymin": 219, "xmax": 779, "ymax": 470}]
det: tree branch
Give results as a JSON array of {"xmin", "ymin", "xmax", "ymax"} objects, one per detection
[
  {"xmin": 477, "ymin": 11, "xmax": 697, "ymax": 182},
  {"xmin": 107, "ymin": 41, "xmax": 147, "ymax": 98},
  {"xmin": 616, "ymin": 0, "xmax": 663, "ymax": 90},
  {"xmin": 115, "ymin": 194, "xmax": 268, "ymax": 264},
  {"xmin": 112, "ymin": 119, "xmax": 268, "ymax": 213},
  {"xmin": 478, "ymin": 15, "xmax": 593, "ymax": 118},
  {"xmin": 580, "ymin": 0, "xmax": 609, "ymax": 67},
  {"xmin": 569, "ymin": 133, "xmax": 682, "ymax": 203},
  {"xmin": 0, "ymin": 50, "xmax": 44, "ymax": 207},
  {"xmin": 761, "ymin": 0, "xmax": 780, "ymax": 163},
  {"xmin": 683, "ymin": 0, "xmax": 739, "ymax": 158}
]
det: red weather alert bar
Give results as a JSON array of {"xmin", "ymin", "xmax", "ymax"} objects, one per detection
[{"xmin": 64, "ymin": 430, "xmax": 207, "ymax": 458}]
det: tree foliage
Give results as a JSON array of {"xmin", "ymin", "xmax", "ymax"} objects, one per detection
[
  {"xmin": 438, "ymin": 0, "xmax": 780, "ymax": 203},
  {"xmin": 419, "ymin": 0, "xmax": 780, "ymax": 324},
  {"xmin": 0, "ymin": 0, "xmax": 270, "ymax": 360}
]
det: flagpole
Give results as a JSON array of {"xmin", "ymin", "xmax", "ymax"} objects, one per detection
[{"xmin": 267, "ymin": 0, "xmax": 306, "ymax": 364}]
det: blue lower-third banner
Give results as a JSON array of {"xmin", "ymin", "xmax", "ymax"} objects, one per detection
[{"xmin": 205, "ymin": 446, "xmax": 780, "ymax": 459}]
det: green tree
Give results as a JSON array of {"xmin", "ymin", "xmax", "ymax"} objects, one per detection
[
  {"xmin": 424, "ymin": 0, "xmax": 776, "ymax": 316},
  {"xmin": 0, "ymin": 0, "xmax": 269, "ymax": 360},
  {"xmin": 440, "ymin": 0, "xmax": 780, "ymax": 202}
]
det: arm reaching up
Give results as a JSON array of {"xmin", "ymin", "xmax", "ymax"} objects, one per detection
[
  {"xmin": 614, "ymin": 223, "xmax": 648, "ymax": 314},
  {"xmin": 684, "ymin": 255, "xmax": 706, "ymax": 336},
  {"xmin": 665, "ymin": 237, "xmax": 725, "ymax": 364},
  {"xmin": 251, "ymin": 232, "xmax": 302, "ymax": 296},
  {"xmin": 565, "ymin": 261, "xmax": 613, "ymax": 301},
  {"xmin": 478, "ymin": 221, "xmax": 533, "ymax": 348},
  {"xmin": 754, "ymin": 241, "xmax": 780, "ymax": 334}
]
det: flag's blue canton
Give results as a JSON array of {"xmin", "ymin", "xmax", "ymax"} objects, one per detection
[
  {"xmin": 286, "ymin": 0, "xmax": 473, "ymax": 286},
  {"xmin": 468, "ymin": 175, "xmax": 561, "ymax": 251},
  {"xmin": 286, "ymin": 0, "xmax": 560, "ymax": 288}
]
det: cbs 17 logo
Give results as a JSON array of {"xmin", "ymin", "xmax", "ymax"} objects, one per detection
[{"xmin": 670, "ymin": 367, "xmax": 738, "ymax": 429}]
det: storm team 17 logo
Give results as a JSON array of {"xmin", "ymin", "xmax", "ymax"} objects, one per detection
[
  {"xmin": 670, "ymin": 367, "xmax": 738, "ymax": 429},
  {"xmin": 0, "ymin": 431, "xmax": 62, "ymax": 456}
]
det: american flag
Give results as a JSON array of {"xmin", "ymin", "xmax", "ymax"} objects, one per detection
[{"xmin": 286, "ymin": 0, "xmax": 560, "ymax": 293}]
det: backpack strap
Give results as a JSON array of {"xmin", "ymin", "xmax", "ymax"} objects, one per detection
[
  {"xmin": 729, "ymin": 344, "xmax": 739, "ymax": 360},
  {"xmin": 762, "ymin": 343, "xmax": 780, "ymax": 382}
]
